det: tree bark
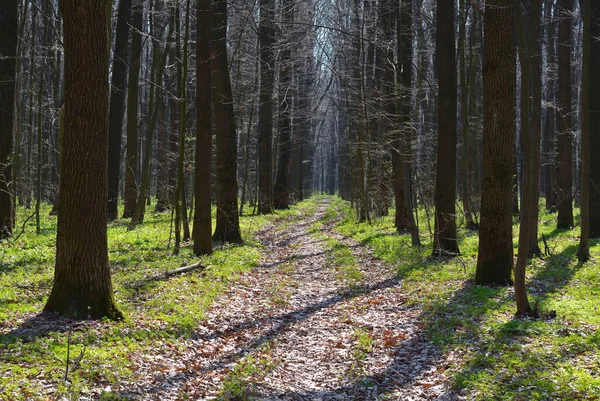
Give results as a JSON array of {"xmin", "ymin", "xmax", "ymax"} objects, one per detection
[
  {"xmin": 123, "ymin": 1, "xmax": 143, "ymax": 219},
  {"xmin": 432, "ymin": 0, "xmax": 459, "ymax": 256},
  {"xmin": 212, "ymin": 0, "xmax": 242, "ymax": 243},
  {"xmin": 273, "ymin": 0, "xmax": 293, "ymax": 210},
  {"xmin": 257, "ymin": 0, "xmax": 275, "ymax": 214},
  {"xmin": 475, "ymin": 0, "xmax": 515, "ymax": 286},
  {"xmin": 578, "ymin": 0, "xmax": 590, "ymax": 261},
  {"xmin": 108, "ymin": 0, "xmax": 133, "ymax": 220},
  {"xmin": 589, "ymin": 0, "xmax": 600, "ymax": 237},
  {"xmin": 556, "ymin": 0, "xmax": 574, "ymax": 229},
  {"xmin": 44, "ymin": 0, "xmax": 122, "ymax": 320},
  {"xmin": 0, "ymin": 0, "xmax": 17, "ymax": 240},
  {"xmin": 193, "ymin": 0, "xmax": 213, "ymax": 256}
]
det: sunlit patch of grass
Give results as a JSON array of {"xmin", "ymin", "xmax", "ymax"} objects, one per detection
[
  {"xmin": 322, "ymin": 196, "xmax": 600, "ymax": 400},
  {"xmin": 0, "ymin": 200, "xmax": 284, "ymax": 400}
]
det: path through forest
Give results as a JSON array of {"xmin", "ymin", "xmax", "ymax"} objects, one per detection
[{"xmin": 121, "ymin": 199, "xmax": 462, "ymax": 400}]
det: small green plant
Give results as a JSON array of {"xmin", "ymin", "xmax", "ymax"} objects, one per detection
[{"xmin": 220, "ymin": 345, "xmax": 277, "ymax": 401}]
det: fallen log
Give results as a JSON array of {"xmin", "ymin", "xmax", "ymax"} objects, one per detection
[{"xmin": 164, "ymin": 261, "xmax": 206, "ymax": 277}]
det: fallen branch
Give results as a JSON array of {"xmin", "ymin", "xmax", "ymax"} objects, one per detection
[{"xmin": 164, "ymin": 261, "xmax": 206, "ymax": 277}]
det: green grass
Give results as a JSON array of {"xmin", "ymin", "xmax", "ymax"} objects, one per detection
[
  {"xmin": 0, "ymin": 200, "xmax": 305, "ymax": 401},
  {"xmin": 323, "ymin": 196, "xmax": 600, "ymax": 400}
]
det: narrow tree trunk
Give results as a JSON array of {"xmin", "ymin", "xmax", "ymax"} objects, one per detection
[
  {"xmin": 212, "ymin": 0, "xmax": 242, "ymax": 243},
  {"xmin": 0, "ymin": 0, "xmax": 17, "ymax": 239},
  {"xmin": 193, "ymin": 0, "xmax": 212, "ymax": 256},
  {"xmin": 588, "ymin": 0, "xmax": 600, "ymax": 237},
  {"xmin": 433, "ymin": 0, "xmax": 459, "ymax": 256},
  {"xmin": 107, "ymin": 0, "xmax": 133, "ymax": 220},
  {"xmin": 174, "ymin": 0, "xmax": 191, "ymax": 254},
  {"xmin": 257, "ymin": 0, "xmax": 275, "ymax": 214},
  {"xmin": 123, "ymin": 3, "xmax": 143, "ymax": 219},
  {"xmin": 556, "ymin": 0, "xmax": 574, "ymax": 229},
  {"xmin": 578, "ymin": 0, "xmax": 590, "ymax": 261}
]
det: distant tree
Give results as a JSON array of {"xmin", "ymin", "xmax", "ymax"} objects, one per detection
[
  {"xmin": 432, "ymin": 0, "xmax": 459, "ymax": 256},
  {"xmin": 475, "ymin": 0, "xmax": 515, "ymax": 286},
  {"xmin": 108, "ymin": 0, "xmax": 133, "ymax": 220},
  {"xmin": 44, "ymin": 0, "xmax": 122, "ymax": 320},
  {"xmin": 212, "ymin": 0, "xmax": 242, "ymax": 243},
  {"xmin": 556, "ymin": 0, "xmax": 574, "ymax": 229},
  {"xmin": 0, "ymin": 0, "xmax": 17, "ymax": 240}
]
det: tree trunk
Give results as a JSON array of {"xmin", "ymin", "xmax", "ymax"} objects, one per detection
[
  {"xmin": 459, "ymin": 0, "xmax": 476, "ymax": 231},
  {"xmin": 257, "ymin": 0, "xmax": 275, "ymax": 214},
  {"xmin": 475, "ymin": 0, "xmax": 515, "ymax": 286},
  {"xmin": 44, "ymin": 0, "xmax": 122, "ymax": 320},
  {"xmin": 273, "ymin": 0, "xmax": 293, "ymax": 210},
  {"xmin": 193, "ymin": 0, "xmax": 212, "ymax": 256},
  {"xmin": 212, "ymin": 0, "xmax": 242, "ymax": 243},
  {"xmin": 589, "ymin": 0, "xmax": 600, "ymax": 237},
  {"xmin": 433, "ymin": 0, "xmax": 459, "ymax": 256},
  {"xmin": 108, "ymin": 0, "xmax": 133, "ymax": 220},
  {"xmin": 0, "ymin": 0, "xmax": 17, "ymax": 240},
  {"xmin": 578, "ymin": 0, "xmax": 590, "ymax": 261},
  {"xmin": 123, "ymin": 1, "xmax": 143, "ymax": 219},
  {"xmin": 556, "ymin": 0, "xmax": 574, "ymax": 229},
  {"xmin": 174, "ymin": 0, "xmax": 191, "ymax": 254}
]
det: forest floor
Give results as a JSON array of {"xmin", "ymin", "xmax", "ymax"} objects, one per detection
[{"xmin": 1, "ymin": 196, "xmax": 599, "ymax": 400}]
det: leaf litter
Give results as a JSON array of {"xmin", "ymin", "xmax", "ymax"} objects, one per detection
[{"xmin": 117, "ymin": 199, "xmax": 464, "ymax": 400}]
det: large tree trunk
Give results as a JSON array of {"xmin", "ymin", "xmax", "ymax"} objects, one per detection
[
  {"xmin": 475, "ymin": 0, "xmax": 515, "ymax": 286},
  {"xmin": 432, "ymin": 0, "xmax": 459, "ymax": 256},
  {"xmin": 0, "ymin": 0, "xmax": 17, "ymax": 240},
  {"xmin": 44, "ymin": 0, "xmax": 122, "ymax": 320},
  {"xmin": 556, "ymin": 0, "xmax": 574, "ymax": 229},
  {"xmin": 108, "ymin": 0, "xmax": 133, "ymax": 220},
  {"xmin": 589, "ymin": 0, "xmax": 600, "ymax": 237},
  {"xmin": 212, "ymin": 0, "xmax": 242, "ymax": 243},
  {"xmin": 193, "ymin": 0, "xmax": 212, "ymax": 256},
  {"xmin": 257, "ymin": 0, "xmax": 275, "ymax": 214}
]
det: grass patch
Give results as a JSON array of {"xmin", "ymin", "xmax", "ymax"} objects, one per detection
[
  {"xmin": 0, "ymin": 199, "xmax": 308, "ymax": 400},
  {"xmin": 321, "ymin": 196, "xmax": 600, "ymax": 400}
]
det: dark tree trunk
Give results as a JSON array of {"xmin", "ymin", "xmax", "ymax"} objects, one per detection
[
  {"xmin": 193, "ymin": 0, "xmax": 212, "ymax": 256},
  {"xmin": 475, "ymin": 0, "xmax": 515, "ymax": 286},
  {"xmin": 578, "ymin": 0, "xmax": 590, "ymax": 261},
  {"xmin": 556, "ymin": 0, "xmax": 574, "ymax": 229},
  {"xmin": 273, "ymin": 0, "xmax": 293, "ymax": 210},
  {"xmin": 0, "ymin": 0, "xmax": 17, "ymax": 240},
  {"xmin": 257, "ymin": 0, "xmax": 275, "ymax": 214},
  {"xmin": 212, "ymin": 0, "xmax": 242, "ymax": 243},
  {"xmin": 123, "ymin": 2, "xmax": 143, "ymax": 218},
  {"xmin": 108, "ymin": 0, "xmax": 133, "ymax": 220},
  {"xmin": 433, "ymin": 0, "xmax": 459, "ymax": 256},
  {"xmin": 589, "ymin": 0, "xmax": 600, "ymax": 237},
  {"xmin": 44, "ymin": 0, "xmax": 122, "ymax": 320},
  {"xmin": 527, "ymin": 1, "xmax": 542, "ymax": 257}
]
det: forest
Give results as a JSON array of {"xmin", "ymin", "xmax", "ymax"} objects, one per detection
[{"xmin": 0, "ymin": 0, "xmax": 599, "ymax": 399}]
